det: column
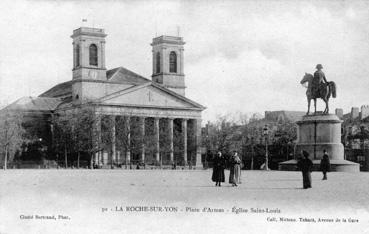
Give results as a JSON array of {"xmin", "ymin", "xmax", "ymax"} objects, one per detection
[
  {"xmin": 110, "ymin": 115, "xmax": 116, "ymax": 167},
  {"xmin": 180, "ymin": 48, "xmax": 184, "ymax": 75},
  {"xmin": 140, "ymin": 117, "xmax": 146, "ymax": 164},
  {"xmin": 72, "ymin": 42, "xmax": 76, "ymax": 68},
  {"xmin": 152, "ymin": 50, "xmax": 155, "ymax": 74},
  {"xmin": 162, "ymin": 47, "xmax": 167, "ymax": 73},
  {"xmin": 94, "ymin": 114, "xmax": 102, "ymax": 167},
  {"xmin": 168, "ymin": 118, "xmax": 174, "ymax": 164},
  {"xmin": 50, "ymin": 123, "xmax": 54, "ymax": 152},
  {"xmin": 182, "ymin": 119, "xmax": 188, "ymax": 166},
  {"xmin": 154, "ymin": 117, "xmax": 160, "ymax": 165},
  {"xmin": 194, "ymin": 119, "xmax": 202, "ymax": 169},
  {"xmin": 125, "ymin": 116, "xmax": 131, "ymax": 167},
  {"xmin": 101, "ymin": 41, "xmax": 106, "ymax": 69}
]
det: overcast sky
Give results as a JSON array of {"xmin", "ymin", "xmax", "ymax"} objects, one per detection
[{"xmin": 0, "ymin": 0, "xmax": 369, "ymax": 122}]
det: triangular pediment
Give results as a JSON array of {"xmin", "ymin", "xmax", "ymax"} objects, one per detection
[{"xmin": 98, "ymin": 83, "xmax": 204, "ymax": 110}]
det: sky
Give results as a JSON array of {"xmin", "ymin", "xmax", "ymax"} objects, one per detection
[{"xmin": 0, "ymin": 0, "xmax": 369, "ymax": 122}]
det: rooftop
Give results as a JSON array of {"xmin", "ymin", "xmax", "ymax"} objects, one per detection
[
  {"xmin": 151, "ymin": 35, "xmax": 185, "ymax": 46},
  {"xmin": 3, "ymin": 96, "xmax": 62, "ymax": 112},
  {"xmin": 71, "ymin": 27, "xmax": 107, "ymax": 38}
]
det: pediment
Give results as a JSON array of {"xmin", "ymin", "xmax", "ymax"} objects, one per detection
[{"xmin": 98, "ymin": 84, "xmax": 204, "ymax": 110}]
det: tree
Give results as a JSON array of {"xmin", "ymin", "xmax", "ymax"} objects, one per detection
[
  {"xmin": 53, "ymin": 106, "xmax": 150, "ymax": 169},
  {"xmin": 203, "ymin": 114, "xmax": 239, "ymax": 161},
  {"xmin": 203, "ymin": 111, "xmax": 298, "ymax": 170},
  {"xmin": 52, "ymin": 112, "xmax": 74, "ymax": 168},
  {"xmin": 115, "ymin": 115, "xmax": 144, "ymax": 168},
  {"xmin": 0, "ymin": 109, "xmax": 26, "ymax": 169},
  {"xmin": 53, "ymin": 106, "xmax": 105, "ymax": 169}
]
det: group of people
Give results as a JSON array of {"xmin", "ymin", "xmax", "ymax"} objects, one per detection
[
  {"xmin": 297, "ymin": 149, "xmax": 331, "ymax": 189},
  {"xmin": 211, "ymin": 149, "xmax": 332, "ymax": 189},
  {"xmin": 211, "ymin": 151, "xmax": 242, "ymax": 187}
]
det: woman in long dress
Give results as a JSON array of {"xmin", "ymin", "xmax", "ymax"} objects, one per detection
[
  {"xmin": 212, "ymin": 152, "xmax": 225, "ymax": 186},
  {"xmin": 229, "ymin": 152, "xmax": 242, "ymax": 186}
]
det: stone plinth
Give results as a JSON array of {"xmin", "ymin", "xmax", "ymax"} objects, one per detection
[
  {"xmin": 279, "ymin": 114, "xmax": 359, "ymax": 172},
  {"xmin": 296, "ymin": 114, "xmax": 343, "ymax": 160},
  {"xmin": 279, "ymin": 159, "xmax": 360, "ymax": 172}
]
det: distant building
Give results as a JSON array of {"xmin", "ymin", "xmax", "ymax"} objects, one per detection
[
  {"xmin": 248, "ymin": 111, "xmax": 305, "ymax": 144},
  {"xmin": 337, "ymin": 106, "xmax": 369, "ymax": 171}
]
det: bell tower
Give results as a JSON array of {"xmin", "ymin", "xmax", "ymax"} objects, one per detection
[
  {"xmin": 151, "ymin": 36, "xmax": 186, "ymax": 96},
  {"xmin": 71, "ymin": 27, "xmax": 107, "ymax": 80}
]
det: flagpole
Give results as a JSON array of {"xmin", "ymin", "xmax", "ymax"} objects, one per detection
[{"xmin": 82, "ymin": 18, "xmax": 87, "ymax": 27}]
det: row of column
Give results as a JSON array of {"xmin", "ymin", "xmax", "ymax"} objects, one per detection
[{"xmin": 94, "ymin": 116, "xmax": 201, "ymax": 167}]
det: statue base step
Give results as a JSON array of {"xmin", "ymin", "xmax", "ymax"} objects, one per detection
[{"xmin": 278, "ymin": 159, "xmax": 360, "ymax": 172}]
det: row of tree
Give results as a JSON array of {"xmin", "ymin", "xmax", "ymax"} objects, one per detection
[
  {"xmin": 202, "ymin": 113, "xmax": 297, "ymax": 170},
  {"xmin": 1, "ymin": 106, "xmax": 198, "ymax": 169}
]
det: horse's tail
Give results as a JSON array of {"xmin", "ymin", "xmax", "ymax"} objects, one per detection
[{"xmin": 330, "ymin": 81, "xmax": 336, "ymax": 98}]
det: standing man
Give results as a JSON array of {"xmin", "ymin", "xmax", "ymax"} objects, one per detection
[
  {"xmin": 297, "ymin": 151, "xmax": 313, "ymax": 189},
  {"xmin": 312, "ymin": 64, "xmax": 328, "ymax": 98},
  {"xmin": 320, "ymin": 149, "xmax": 331, "ymax": 180}
]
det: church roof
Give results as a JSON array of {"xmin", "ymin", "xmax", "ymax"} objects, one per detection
[
  {"xmin": 3, "ymin": 96, "xmax": 62, "ymax": 112},
  {"xmin": 39, "ymin": 80, "xmax": 73, "ymax": 98},
  {"xmin": 107, "ymin": 67, "xmax": 151, "ymax": 84},
  {"xmin": 17, "ymin": 66, "xmax": 204, "ymax": 112},
  {"xmin": 39, "ymin": 67, "xmax": 150, "ymax": 99}
]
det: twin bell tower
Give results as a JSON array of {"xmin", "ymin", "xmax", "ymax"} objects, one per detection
[{"xmin": 71, "ymin": 27, "xmax": 186, "ymax": 97}]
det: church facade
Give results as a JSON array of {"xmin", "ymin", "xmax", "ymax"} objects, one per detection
[{"xmin": 5, "ymin": 27, "xmax": 205, "ymax": 168}]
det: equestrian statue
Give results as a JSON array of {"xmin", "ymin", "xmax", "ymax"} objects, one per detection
[{"xmin": 300, "ymin": 64, "xmax": 337, "ymax": 115}]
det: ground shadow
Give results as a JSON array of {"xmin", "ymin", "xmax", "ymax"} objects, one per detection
[
  {"xmin": 268, "ymin": 179, "xmax": 300, "ymax": 181},
  {"xmin": 129, "ymin": 184, "xmax": 302, "ymax": 190}
]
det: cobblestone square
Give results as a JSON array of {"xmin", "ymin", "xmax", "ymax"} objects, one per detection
[{"xmin": 1, "ymin": 170, "xmax": 368, "ymax": 234}]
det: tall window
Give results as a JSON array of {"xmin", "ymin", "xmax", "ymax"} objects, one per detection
[
  {"xmin": 89, "ymin": 44, "xmax": 98, "ymax": 66},
  {"xmin": 75, "ymin": 44, "xmax": 80, "ymax": 67},
  {"xmin": 156, "ymin": 52, "xmax": 161, "ymax": 73},
  {"xmin": 169, "ymin": 51, "xmax": 177, "ymax": 73}
]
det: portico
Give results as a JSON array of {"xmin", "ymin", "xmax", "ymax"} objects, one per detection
[
  {"xmin": 93, "ymin": 111, "xmax": 202, "ymax": 168},
  {"xmin": 83, "ymin": 67, "xmax": 205, "ymax": 168}
]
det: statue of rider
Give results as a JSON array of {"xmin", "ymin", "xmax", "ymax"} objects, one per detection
[{"xmin": 312, "ymin": 64, "xmax": 328, "ymax": 98}]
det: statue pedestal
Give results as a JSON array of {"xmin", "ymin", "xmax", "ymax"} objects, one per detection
[{"xmin": 279, "ymin": 114, "xmax": 359, "ymax": 172}]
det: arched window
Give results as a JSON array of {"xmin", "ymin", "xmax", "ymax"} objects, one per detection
[
  {"xmin": 89, "ymin": 44, "xmax": 98, "ymax": 66},
  {"xmin": 156, "ymin": 52, "xmax": 161, "ymax": 73},
  {"xmin": 169, "ymin": 51, "xmax": 177, "ymax": 73},
  {"xmin": 75, "ymin": 44, "xmax": 80, "ymax": 67}
]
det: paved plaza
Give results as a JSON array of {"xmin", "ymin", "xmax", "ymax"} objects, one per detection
[{"xmin": 1, "ymin": 169, "xmax": 368, "ymax": 234}]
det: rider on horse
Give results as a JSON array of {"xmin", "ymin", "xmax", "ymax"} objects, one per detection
[{"xmin": 312, "ymin": 64, "xmax": 328, "ymax": 98}]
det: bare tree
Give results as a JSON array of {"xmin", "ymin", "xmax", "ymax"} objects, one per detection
[
  {"xmin": 53, "ymin": 106, "xmax": 106, "ymax": 169},
  {"xmin": 52, "ymin": 112, "xmax": 73, "ymax": 168},
  {"xmin": 203, "ymin": 114, "xmax": 238, "ymax": 158},
  {"xmin": 0, "ymin": 109, "xmax": 26, "ymax": 169}
]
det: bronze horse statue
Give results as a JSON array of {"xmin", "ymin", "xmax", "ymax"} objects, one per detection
[{"xmin": 300, "ymin": 73, "xmax": 337, "ymax": 115}]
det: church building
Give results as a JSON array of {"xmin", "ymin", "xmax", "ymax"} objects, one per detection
[{"xmin": 4, "ymin": 27, "xmax": 205, "ymax": 168}]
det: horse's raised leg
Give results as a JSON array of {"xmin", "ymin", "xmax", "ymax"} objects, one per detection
[{"xmin": 325, "ymin": 99, "xmax": 329, "ymax": 114}]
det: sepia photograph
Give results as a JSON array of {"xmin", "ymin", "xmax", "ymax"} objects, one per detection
[{"xmin": 0, "ymin": 0, "xmax": 369, "ymax": 233}]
